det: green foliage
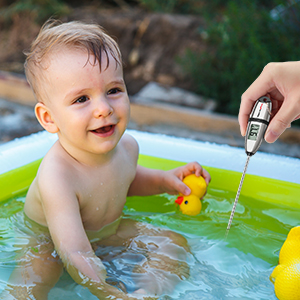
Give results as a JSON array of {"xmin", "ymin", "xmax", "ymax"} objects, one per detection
[
  {"xmin": 138, "ymin": 0, "xmax": 202, "ymax": 14},
  {"xmin": 0, "ymin": 0, "xmax": 70, "ymax": 24},
  {"xmin": 136, "ymin": 0, "xmax": 278, "ymax": 15},
  {"xmin": 179, "ymin": 1, "xmax": 300, "ymax": 115}
]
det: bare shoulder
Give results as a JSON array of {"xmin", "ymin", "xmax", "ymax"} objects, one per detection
[
  {"xmin": 37, "ymin": 142, "xmax": 78, "ymax": 193},
  {"xmin": 120, "ymin": 133, "xmax": 139, "ymax": 160},
  {"xmin": 25, "ymin": 141, "xmax": 79, "ymax": 225}
]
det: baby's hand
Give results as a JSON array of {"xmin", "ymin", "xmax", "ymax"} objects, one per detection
[{"xmin": 163, "ymin": 161, "xmax": 211, "ymax": 196}]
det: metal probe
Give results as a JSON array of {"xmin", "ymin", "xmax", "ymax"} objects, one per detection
[{"xmin": 226, "ymin": 96, "xmax": 272, "ymax": 235}]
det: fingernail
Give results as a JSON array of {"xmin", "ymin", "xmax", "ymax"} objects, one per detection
[
  {"xmin": 241, "ymin": 129, "xmax": 246, "ymax": 137},
  {"xmin": 265, "ymin": 130, "xmax": 280, "ymax": 143},
  {"xmin": 184, "ymin": 187, "xmax": 191, "ymax": 195}
]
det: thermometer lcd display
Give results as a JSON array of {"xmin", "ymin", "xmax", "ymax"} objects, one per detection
[{"xmin": 248, "ymin": 124, "xmax": 260, "ymax": 141}]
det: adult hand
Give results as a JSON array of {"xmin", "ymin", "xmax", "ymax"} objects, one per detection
[{"xmin": 239, "ymin": 61, "xmax": 300, "ymax": 143}]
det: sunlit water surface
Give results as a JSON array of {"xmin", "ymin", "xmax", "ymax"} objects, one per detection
[{"xmin": 0, "ymin": 187, "xmax": 295, "ymax": 299}]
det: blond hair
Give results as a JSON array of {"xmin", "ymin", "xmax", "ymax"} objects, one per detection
[{"xmin": 24, "ymin": 19, "xmax": 122, "ymax": 102}]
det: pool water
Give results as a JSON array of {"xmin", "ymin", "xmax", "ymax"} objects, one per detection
[
  {"xmin": 124, "ymin": 191, "xmax": 292, "ymax": 300},
  {"xmin": 0, "ymin": 182, "xmax": 296, "ymax": 299}
]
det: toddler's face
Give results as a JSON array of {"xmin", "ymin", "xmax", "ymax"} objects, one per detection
[{"xmin": 42, "ymin": 48, "xmax": 130, "ymax": 158}]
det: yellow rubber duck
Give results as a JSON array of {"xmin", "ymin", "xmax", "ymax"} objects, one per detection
[
  {"xmin": 270, "ymin": 226, "xmax": 300, "ymax": 300},
  {"xmin": 175, "ymin": 174, "xmax": 207, "ymax": 216}
]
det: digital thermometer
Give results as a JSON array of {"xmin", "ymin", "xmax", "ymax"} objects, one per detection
[
  {"xmin": 245, "ymin": 96, "xmax": 272, "ymax": 156},
  {"xmin": 226, "ymin": 96, "xmax": 272, "ymax": 233}
]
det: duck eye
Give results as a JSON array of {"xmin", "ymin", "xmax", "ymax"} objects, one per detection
[{"xmin": 184, "ymin": 200, "xmax": 188, "ymax": 205}]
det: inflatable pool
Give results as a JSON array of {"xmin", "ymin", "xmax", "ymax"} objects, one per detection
[{"xmin": 0, "ymin": 129, "xmax": 299, "ymax": 299}]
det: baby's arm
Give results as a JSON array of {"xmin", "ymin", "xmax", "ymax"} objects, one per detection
[
  {"xmin": 128, "ymin": 161, "xmax": 211, "ymax": 197},
  {"xmin": 37, "ymin": 168, "xmax": 137, "ymax": 300}
]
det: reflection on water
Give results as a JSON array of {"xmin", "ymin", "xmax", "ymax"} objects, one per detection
[
  {"xmin": 182, "ymin": 238, "xmax": 276, "ymax": 300},
  {"xmin": 0, "ymin": 188, "xmax": 294, "ymax": 299}
]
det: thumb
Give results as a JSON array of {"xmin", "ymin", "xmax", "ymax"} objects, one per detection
[
  {"xmin": 265, "ymin": 98, "xmax": 298, "ymax": 143},
  {"xmin": 177, "ymin": 181, "xmax": 191, "ymax": 196}
]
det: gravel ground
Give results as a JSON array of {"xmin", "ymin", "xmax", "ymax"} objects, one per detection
[{"xmin": 1, "ymin": 98, "xmax": 300, "ymax": 159}]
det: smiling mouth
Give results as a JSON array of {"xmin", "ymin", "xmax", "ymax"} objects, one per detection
[{"xmin": 91, "ymin": 125, "xmax": 115, "ymax": 136}]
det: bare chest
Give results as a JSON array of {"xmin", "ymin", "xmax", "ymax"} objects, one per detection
[{"xmin": 78, "ymin": 161, "xmax": 136, "ymax": 230}]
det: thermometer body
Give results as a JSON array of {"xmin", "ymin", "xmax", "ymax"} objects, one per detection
[{"xmin": 245, "ymin": 96, "xmax": 272, "ymax": 156}]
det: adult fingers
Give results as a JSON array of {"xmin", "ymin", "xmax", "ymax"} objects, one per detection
[
  {"xmin": 239, "ymin": 63, "xmax": 278, "ymax": 136},
  {"xmin": 265, "ymin": 94, "xmax": 300, "ymax": 143}
]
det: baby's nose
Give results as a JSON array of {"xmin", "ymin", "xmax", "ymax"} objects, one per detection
[{"xmin": 93, "ymin": 99, "xmax": 113, "ymax": 118}]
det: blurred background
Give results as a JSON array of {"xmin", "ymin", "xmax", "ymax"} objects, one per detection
[{"xmin": 0, "ymin": 0, "xmax": 299, "ymax": 156}]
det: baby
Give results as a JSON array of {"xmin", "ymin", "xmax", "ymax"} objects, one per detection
[{"xmin": 3, "ymin": 20, "xmax": 210, "ymax": 300}]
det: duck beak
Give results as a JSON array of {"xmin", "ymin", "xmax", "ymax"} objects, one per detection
[{"xmin": 175, "ymin": 196, "xmax": 183, "ymax": 205}]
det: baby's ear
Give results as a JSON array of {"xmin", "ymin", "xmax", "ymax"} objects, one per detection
[{"xmin": 35, "ymin": 102, "xmax": 58, "ymax": 133}]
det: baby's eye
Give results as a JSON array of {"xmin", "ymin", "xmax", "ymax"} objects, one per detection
[
  {"xmin": 75, "ymin": 96, "xmax": 88, "ymax": 103},
  {"xmin": 107, "ymin": 88, "xmax": 121, "ymax": 95}
]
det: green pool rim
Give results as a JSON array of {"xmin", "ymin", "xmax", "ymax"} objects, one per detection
[{"xmin": 1, "ymin": 154, "xmax": 299, "ymax": 210}]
